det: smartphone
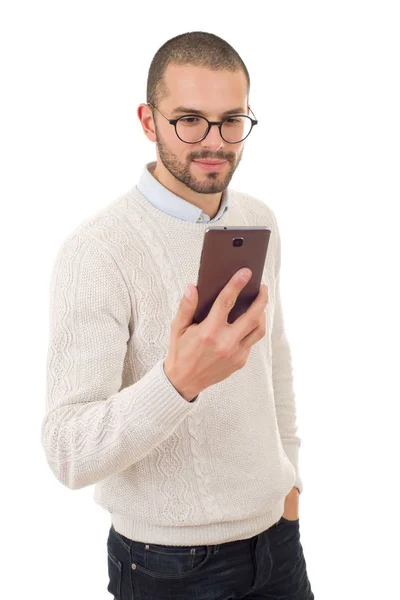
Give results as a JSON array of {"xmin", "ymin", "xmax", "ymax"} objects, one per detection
[{"xmin": 193, "ymin": 226, "xmax": 271, "ymax": 325}]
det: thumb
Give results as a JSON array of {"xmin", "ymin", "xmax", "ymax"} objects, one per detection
[{"xmin": 177, "ymin": 283, "xmax": 198, "ymax": 329}]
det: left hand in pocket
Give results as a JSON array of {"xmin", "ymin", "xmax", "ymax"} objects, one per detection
[{"xmin": 282, "ymin": 486, "xmax": 300, "ymax": 520}]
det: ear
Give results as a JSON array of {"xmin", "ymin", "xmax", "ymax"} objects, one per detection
[{"xmin": 137, "ymin": 103, "xmax": 157, "ymax": 143}]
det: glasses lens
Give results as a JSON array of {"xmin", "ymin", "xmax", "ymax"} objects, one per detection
[
  {"xmin": 176, "ymin": 116, "xmax": 209, "ymax": 143},
  {"xmin": 176, "ymin": 115, "xmax": 253, "ymax": 143},
  {"xmin": 221, "ymin": 116, "xmax": 252, "ymax": 143}
]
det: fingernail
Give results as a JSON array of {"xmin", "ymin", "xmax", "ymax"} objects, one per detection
[{"xmin": 239, "ymin": 268, "xmax": 251, "ymax": 281}]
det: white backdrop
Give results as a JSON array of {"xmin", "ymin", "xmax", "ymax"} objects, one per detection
[{"xmin": 1, "ymin": 1, "xmax": 399, "ymax": 598}]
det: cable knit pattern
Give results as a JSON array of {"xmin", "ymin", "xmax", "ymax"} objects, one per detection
[{"xmin": 41, "ymin": 184, "xmax": 303, "ymax": 546}]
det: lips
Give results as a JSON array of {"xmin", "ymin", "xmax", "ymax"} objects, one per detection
[{"xmin": 193, "ymin": 160, "xmax": 227, "ymax": 165}]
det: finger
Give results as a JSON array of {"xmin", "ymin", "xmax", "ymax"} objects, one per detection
[
  {"xmin": 233, "ymin": 284, "xmax": 268, "ymax": 341},
  {"xmin": 206, "ymin": 268, "xmax": 252, "ymax": 327},
  {"xmin": 171, "ymin": 284, "xmax": 199, "ymax": 334},
  {"xmin": 239, "ymin": 308, "xmax": 267, "ymax": 351}
]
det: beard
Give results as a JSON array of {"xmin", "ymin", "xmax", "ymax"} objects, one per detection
[{"xmin": 154, "ymin": 123, "xmax": 243, "ymax": 194}]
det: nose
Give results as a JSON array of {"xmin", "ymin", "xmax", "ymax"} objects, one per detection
[{"xmin": 200, "ymin": 123, "xmax": 225, "ymax": 151}]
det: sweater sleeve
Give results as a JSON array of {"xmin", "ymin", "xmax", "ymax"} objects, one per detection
[
  {"xmin": 41, "ymin": 232, "xmax": 196, "ymax": 490},
  {"xmin": 270, "ymin": 212, "xmax": 304, "ymax": 495}
]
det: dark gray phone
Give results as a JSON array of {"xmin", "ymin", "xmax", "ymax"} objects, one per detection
[{"xmin": 193, "ymin": 226, "xmax": 271, "ymax": 325}]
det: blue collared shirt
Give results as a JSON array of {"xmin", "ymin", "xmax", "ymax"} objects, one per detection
[{"xmin": 137, "ymin": 161, "xmax": 230, "ymax": 222}]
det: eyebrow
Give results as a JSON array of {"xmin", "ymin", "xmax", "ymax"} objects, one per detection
[{"xmin": 171, "ymin": 106, "xmax": 246, "ymax": 116}]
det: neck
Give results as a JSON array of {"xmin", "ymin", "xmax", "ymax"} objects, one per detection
[{"xmin": 152, "ymin": 162, "xmax": 223, "ymax": 220}]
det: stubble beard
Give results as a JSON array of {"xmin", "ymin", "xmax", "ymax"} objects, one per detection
[{"xmin": 154, "ymin": 126, "xmax": 244, "ymax": 195}]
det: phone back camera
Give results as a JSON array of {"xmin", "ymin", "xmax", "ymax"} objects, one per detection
[{"xmin": 232, "ymin": 237, "xmax": 243, "ymax": 247}]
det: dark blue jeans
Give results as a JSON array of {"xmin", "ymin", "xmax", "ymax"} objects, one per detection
[{"xmin": 107, "ymin": 517, "xmax": 314, "ymax": 599}]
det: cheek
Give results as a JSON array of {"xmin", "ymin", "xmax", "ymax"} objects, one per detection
[{"xmin": 157, "ymin": 126, "xmax": 179, "ymax": 149}]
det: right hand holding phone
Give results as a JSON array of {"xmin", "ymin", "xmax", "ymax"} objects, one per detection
[{"xmin": 163, "ymin": 268, "xmax": 269, "ymax": 402}]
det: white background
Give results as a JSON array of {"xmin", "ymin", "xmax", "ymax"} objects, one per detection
[{"xmin": 1, "ymin": 1, "xmax": 399, "ymax": 598}]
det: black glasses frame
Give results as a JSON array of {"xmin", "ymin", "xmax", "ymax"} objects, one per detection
[{"xmin": 147, "ymin": 102, "xmax": 258, "ymax": 144}]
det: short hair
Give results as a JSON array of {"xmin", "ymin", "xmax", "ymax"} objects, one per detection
[{"xmin": 146, "ymin": 31, "xmax": 250, "ymax": 108}]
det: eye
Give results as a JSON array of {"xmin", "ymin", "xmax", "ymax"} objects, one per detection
[{"xmin": 180, "ymin": 116, "xmax": 200, "ymax": 124}]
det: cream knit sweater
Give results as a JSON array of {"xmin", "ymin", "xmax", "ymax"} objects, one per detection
[{"xmin": 41, "ymin": 181, "xmax": 303, "ymax": 546}]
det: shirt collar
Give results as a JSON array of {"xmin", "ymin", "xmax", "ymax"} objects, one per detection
[{"xmin": 136, "ymin": 161, "xmax": 230, "ymax": 223}]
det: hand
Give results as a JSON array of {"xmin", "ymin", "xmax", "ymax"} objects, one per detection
[
  {"xmin": 282, "ymin": 487, "xmax": 300, "ymax": 521},
  {"xmin": 164, "ymin": 268, "xmax": 269, "ymax": 401}
]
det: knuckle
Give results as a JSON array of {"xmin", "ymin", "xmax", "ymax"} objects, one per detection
[
  {"xmin": 217, "ymin": 344, "xmax": 231, "ymax": 359},
  {"xmin": 248, "ymin": 315, "xmax": 259, "ymax": 330},
  {"xmin": 200, "ymin": 328, "xmax": 215, "ymax": 344},
  {"xmin": 238, "ymin": 353, "xmax": 248, "ymax": 368},
  {"xmin": 238, "ymin": 357, "xmax": 246, "ymax": 369},
  {"xmin": 219, "ymin": 294, "xmax": 234, "ymax": 310}
]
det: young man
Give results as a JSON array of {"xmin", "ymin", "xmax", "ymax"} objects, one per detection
[{"xmin": 42, "ymin": 31, "xmax": 314, "ymax": 599}]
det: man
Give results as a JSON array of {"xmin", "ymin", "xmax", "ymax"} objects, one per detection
[{"xmin": 41, "ymin": 31, "xmax": 314, "ymax": 599}]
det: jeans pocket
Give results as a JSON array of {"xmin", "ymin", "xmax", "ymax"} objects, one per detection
[
  {"xmin": 107, "ymin": 548, "xmax": 122, "ymax": 599},
  {"xmin": 279, "ymin": 516, "xmax": 299, "ymax": 524},
  {"xmin": 132, "ymin": 542, "xmax": 213, "ymax": 580}
]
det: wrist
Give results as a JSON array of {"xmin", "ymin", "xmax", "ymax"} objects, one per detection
[{"xmin": 163, "ymin": 361, "xmax": 198, "ymax": 402}]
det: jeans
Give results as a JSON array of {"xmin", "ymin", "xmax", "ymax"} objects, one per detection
[{"xmin": 106, "ymin": 516, "xmax": 314, "ymax": 599}]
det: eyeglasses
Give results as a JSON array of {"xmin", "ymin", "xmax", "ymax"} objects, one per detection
[{"xmin": 148, "ymin": 102, "xmax": 258, "ymax": 144}]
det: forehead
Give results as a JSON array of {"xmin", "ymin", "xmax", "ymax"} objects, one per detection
[{"xmin": 162, "ymin": 63, "xmax": 247, "ymax": 111}]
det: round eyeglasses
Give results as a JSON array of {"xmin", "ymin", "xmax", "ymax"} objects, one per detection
[{"xmin": 148, "ymin": 102, "xmax": 258, "ymax": 144}]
